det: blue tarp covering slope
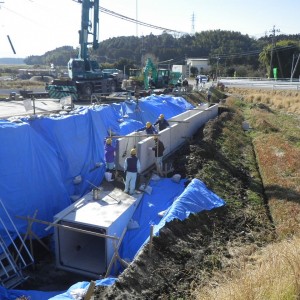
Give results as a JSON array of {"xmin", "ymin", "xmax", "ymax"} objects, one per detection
[
  {"xmin": 0, "ymin": 121, "xmax": 70, "ymax": 240},
  {"xmin": 4, "ymin": 178, "xmax": 226, "ymax": 300},
  {"xmin": 0, "ymin": 95, "xmax": 198, "ymax": 299},
  {"xmin": 0, "ymin": 96, "xmax": 193, "ymax": 239},
  {"xmin": 120, "ymin": 178, "xmax": 226, "ymax": 264}
]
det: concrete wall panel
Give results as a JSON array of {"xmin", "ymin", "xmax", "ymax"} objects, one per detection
[{"xmin": 116, "ymin": 104, "xmax": 219, "ymax": 173}]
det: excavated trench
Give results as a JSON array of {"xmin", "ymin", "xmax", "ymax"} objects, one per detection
[
  {"xmin": 16, "ymin": 96, "xmax": 274, "ymax": 299},
  {"xmin": 93, "ymin": 105, "xmax": 275, "ymax": 299}
]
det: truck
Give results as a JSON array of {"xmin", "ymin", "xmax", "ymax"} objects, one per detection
[{"xmin": 46, "ymin": 0, "xmax": 117, "ymax": 101}]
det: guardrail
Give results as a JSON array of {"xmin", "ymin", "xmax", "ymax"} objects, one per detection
[
  {"xmin": 219, "ymin": 77, "xmax": 300, "ymax": 82},
  {"xmin": 219, "ymin": 78, "xmax": 300, "ymax": 90}
]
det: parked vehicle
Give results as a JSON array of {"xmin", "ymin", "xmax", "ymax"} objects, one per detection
[{"xmin": 197, "ymin": 74, "xmax": 208, "ymax": 83}]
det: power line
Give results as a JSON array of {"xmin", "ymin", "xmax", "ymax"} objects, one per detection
[
  {"xmin": 98, "ymin": 6, "xmax": 187, "ymax": 35},
  {"xmin": 73, "ymin": 1, "xmax": 188, "ymax": 35},
  {"xmin": 211, "ymin": 44, "xmax": 297, "ymax": 60}
]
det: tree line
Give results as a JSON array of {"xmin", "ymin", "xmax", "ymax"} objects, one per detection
[{"xmin": 24, "ymin": 30, "xmax": 300, "ymax": 79}]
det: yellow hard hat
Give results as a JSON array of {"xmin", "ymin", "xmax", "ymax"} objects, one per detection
[
  {"xmin": 146, "ymin": 122, "xmax": 151, "ymax": 128},
  {"xmin": 106, "ymin": 138, "xmax": 112, "ymax": 144},
  {"xmin": 130, "ymin": 148, "xmax": 136, "ymax": 155},
  {"xmin": 159, "ymin": 114, "xmax": 164, "ymax": 119}
]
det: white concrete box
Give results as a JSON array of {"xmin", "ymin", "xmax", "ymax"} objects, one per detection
[{"xmin": 54, "ymin": 189, "xmax": 141, "ymax": 278}]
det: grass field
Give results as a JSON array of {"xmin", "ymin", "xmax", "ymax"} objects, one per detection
[{"xmin": 195, "ymin": 87, "xmax": 300, "ymax": 300}]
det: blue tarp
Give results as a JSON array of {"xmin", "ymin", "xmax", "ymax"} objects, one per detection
[
  {"xmin": 3, "ymin": 178, "xmax": 225, "ymax": 300},
  {"xmin": 0, "ymin": 121, "xmax": 70, "ymax": 241},
  {"xmin": 120, "ymin": 178, "xmax": 226, "ymax": 266},
  {"xmin": 0, "ymin": 95, "xmax": 226, "ymax": 299},
  {"xmin": 0, "ymin": 95, "xmax": 193, "ymax": 239}
]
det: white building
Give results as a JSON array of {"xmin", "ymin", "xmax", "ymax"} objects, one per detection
[{"xmin": 186, "ymin": 58, "xmax": 210, "ymax": 76}]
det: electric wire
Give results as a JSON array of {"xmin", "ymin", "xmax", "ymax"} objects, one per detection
[
  {"xmin": 98, "ymin": 6, "xmax": 186, "ymax": 35},
  {"xmin": 211, "ymin": 44, "xmax": 299, "ymax": 60},
  {"xmin": 2, "ymin": 1, "xmax": 299, "ymax": 61}
]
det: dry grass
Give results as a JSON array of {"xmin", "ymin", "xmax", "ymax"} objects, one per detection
[
  {"xmin": 194, "ymin": 88, "xmax": 300, "ymax": 300},
  {"xmin": 228, "ymin": 88, "xmax": 300, "ymax": 115},
  {"xmin": 0, "ymin": 79, "xmax": 45, "ymax": 90},
  {"xmin": 195, "ymin": 237, "xmax": 300, "ymax": 300}
]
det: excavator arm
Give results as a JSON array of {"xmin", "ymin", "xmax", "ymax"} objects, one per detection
[{"xmin": 143, "ymin": 58, "xmax": 158, "ymax": 89}]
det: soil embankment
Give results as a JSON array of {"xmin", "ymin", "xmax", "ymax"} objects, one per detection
[{"xmin": 94, "ymin": 92, "xmax": 276, "ymax": 299}]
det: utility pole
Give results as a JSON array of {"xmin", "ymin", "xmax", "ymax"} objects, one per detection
[
  {"xmin": 136, "ymin": 0, "xmax": 138, "ymax": 37},
  {"xmin": 191, "ymin": 12, "xmax": 195, "ymax": 35},
  {"xmin": 290, "ymin": 53, "xmax": 300, "ymax": 81},
  {"xmin": 216, "ymin": 57, "xmax": 220, "ymax": 79},
  {"xmin": 269, "ymin": 25, "xmax": 280, "ymax": 79},
  {"xmin": 1, "ymin": 2, "xmax": 16, "ymax": 55}
]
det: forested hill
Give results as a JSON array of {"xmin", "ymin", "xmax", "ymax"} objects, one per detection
[{"xmin": 22, "ymin": 30, "xmax": 300, "ymax": 77}]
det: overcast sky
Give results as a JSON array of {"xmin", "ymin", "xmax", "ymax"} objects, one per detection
[{"xmin": 0, "ymin": 0, "xmax": 299, "ymax": 58}]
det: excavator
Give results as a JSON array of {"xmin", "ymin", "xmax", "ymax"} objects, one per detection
[
  {"xmin": 143, "ymin": 58, "xmax": 182, "ymax": 90},
  {"xmin": 122, "ymin": 58, "xmax": 182, "ymax": 93},
  {"xmin": 46, "ymin": 0, "xmax": 117, "ymax": 101}
]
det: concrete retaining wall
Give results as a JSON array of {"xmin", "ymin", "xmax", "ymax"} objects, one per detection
[{"xmin": 116, "ymin": 103, "xmax": 219, "ymax": 173}]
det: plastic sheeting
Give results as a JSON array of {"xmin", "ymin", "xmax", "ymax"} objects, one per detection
[
  {"xmin": 0, "ymin": 120, "xmax": 70, "ymax": 240},
  {"xmin": 120, "ymin": 178, "xmax": 226, "ymax": 264},
  {"xmin": 3, "ymin": 178, "xmax": 225, "ymax": 299},
  {"xmin": 0, "ymin": 95, "xmax": 192, "ymax": 239},
  {"xmin": 0, "ymin": 95, "xmax": 200, "ymax": 299}
]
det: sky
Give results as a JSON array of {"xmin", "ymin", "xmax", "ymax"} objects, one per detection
[{"xmin": 0, "ymin": 0, "xmax": 299, "ymax": 58}]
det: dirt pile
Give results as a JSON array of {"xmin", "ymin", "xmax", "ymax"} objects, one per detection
[{"xmin": 94, "ymin": 102, "xmax": 274, "ymax": 299}]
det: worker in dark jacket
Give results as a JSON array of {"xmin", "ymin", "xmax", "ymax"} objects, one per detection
[
  {"xmin": 124, "ymin": 148, "xmax": 141, "ymax": 195},
  {"xmin": 136, "ymin": 121, "xmax": 157, "ymax": 135},
  {"xmin": 153, "ymin": 114, "xmax": 169, "ymax": 131},
  {"xmin": 149, "ymin": 136, "xmax": 165, "ymax": 177}
]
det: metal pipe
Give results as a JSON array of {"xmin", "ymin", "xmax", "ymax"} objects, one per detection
[
  {"xmin": 113, "ymin": 134, "xmax": 160, "ymax": 139},
  {"xmin": 16, "ymin": 215, "xmax": 119, "ymax": 240}
]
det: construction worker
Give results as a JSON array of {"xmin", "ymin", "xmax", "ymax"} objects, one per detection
[
  {"xmin": 153, "ymin": 114, "xmax": 169, "ymax": 131},
  {"xmin": 149, "ymin": 136, "xmax": 165, "ymax": 177},
  {"xmin": 124, "ymin": 148, "xmax": 141, "ymax": 195},
  {"xmin": 207, "ymin": 86, "xmax": 213, "ymax": 103},
  {"xmin": 104, "ymin": 138, "xmax": 115, "ymax": 172},
  {"xmin": 182, "ymin": 78, "xmax": 189, "ymax": 92},
  {"xmin": 136, "ymin": 121, "xmax": 157, "ymax": 135}
]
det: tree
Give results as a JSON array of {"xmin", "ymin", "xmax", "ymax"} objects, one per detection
[{"xmin": 259, "ymin": 40, "xmax": 300, "ymax": 78}]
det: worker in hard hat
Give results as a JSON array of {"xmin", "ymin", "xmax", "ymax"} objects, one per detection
[
  {"xmin": 149, "ymin": 136, "xmax": 165, "ymax": 177},
  {"xmin": 182, "ymin": 78, "xmax": 189, "ymax": 92},
  {"xmin": 104, "ymin": 137, "xmax": 116, "ymax": 173},
  {"xmin": 136, "ymin": 121, "xmax": 157, "ymax": 135},
  {"xmin": 124, "ymin": 148, "xmax": 141, "ymax": 195},
  {"xmin": 153, "ymin": 114, "xmax": 169, "ymax": 131}
]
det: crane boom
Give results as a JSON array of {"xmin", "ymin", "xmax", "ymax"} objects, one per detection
[
  {"xmin": 46, "ymin": 0, "xmax": 119, "ymax": 101},
  {"xmin": 77, "ymin": 0, "xmax": 99, "ymax": 60}
]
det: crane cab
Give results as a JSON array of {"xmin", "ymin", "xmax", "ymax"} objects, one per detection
[{"xmin": 68, "ymin": 58, "xmax": 103, "ymax": 81}]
